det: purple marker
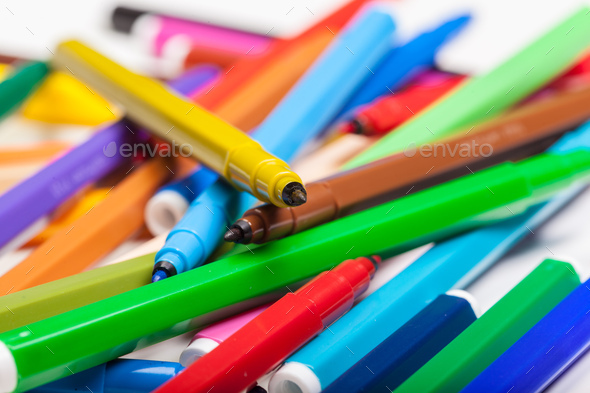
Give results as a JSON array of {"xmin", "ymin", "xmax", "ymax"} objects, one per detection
[{"xmin": 0, "ymin": 64, "xmax": 219, "ymax": 252}]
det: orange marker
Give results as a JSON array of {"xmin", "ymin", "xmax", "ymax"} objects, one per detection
[
  {"xmin": 0, "ymin": 141, "xmax": 69, "ymax": 164},
  {"xmin": 214, "ymin": 29, "xmax": 334, "ymax": 131},
  {"xmin": 25, "ymin": 187, "xmax": 110, "ymax": 246},
  {"xmin": 0, "ymin": 158, "xmax": 171, "ymax": 295}
]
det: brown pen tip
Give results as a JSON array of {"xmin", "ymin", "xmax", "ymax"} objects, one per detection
[{"xmin": 224, "ymin": 227, "xmax": 244, "ymax": 243}]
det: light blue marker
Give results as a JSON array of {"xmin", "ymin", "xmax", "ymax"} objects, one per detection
[
  {"xmin": 268, "ymin": 122, "xmax": 590, "ymax": 393},
  {"xmin": 337, "ymin": 13, "xmax": 470, "ymax": 118},
  {"xmin": 152, "ymin": 7, "xmax": 397, "ymax": 281}
]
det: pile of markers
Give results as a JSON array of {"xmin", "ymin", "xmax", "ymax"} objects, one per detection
[{"xmin": 2, "ymin": 1, "xmax": 590, "ymax": 392}]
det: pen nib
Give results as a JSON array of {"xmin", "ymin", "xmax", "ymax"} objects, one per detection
[
  {"xmin": 224, "ymin": 227, "xmax": 244, "ymax": 243},
  {"xmin": 290, "ymin": 189, "xmax": 307, "ymax": 206}
]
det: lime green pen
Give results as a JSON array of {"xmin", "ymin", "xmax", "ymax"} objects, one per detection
[
  {"xmin": 1, "ymin": 151, "xmax": 589, "ymax": 392},
  {"xmin": 0, "ymin": 61, "xmax": 49, "ymax": 120},
  {"xmin": 345, "ymin": 6, "xmax": 590, "ymax": 169},
  {"xmin": 0, "ymin": 254, "xmax": 153, "ymax": 333}
]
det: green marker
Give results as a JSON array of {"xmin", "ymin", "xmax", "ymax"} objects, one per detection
[
  {"xmin": 1, "ymin": 151, "xmax": 589, "ymax": 392},
  {"xmin": 0, "ymin": 254, "xmax": 153, "ymax": 333},
  {"xmin": 0, "ymin": 61, "xmax": 49, "ymax": 120},
  {"xmin": 395, "ymin": 258, "xmax": 580, "ymax": 393},
  {"xmin": 344, "ymin": 6, "xmax": 590, "ymax": 169}
]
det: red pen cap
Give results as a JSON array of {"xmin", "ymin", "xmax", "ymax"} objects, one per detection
[{"xmin": 298, "ymin": 256, "xmax": 380, "ymax": 326}]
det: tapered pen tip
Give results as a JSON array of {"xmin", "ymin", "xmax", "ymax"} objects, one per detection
[
  {"xmin": 224, "ymin": 227, "xmax": 244, "ymax": 243},
  {"xmin": 290, "ymin": 189, "xmax": 307, "ymax": 205},
  {"xmin": 152, "ymin": 270, "xmax": 168, "ymax": 282}
]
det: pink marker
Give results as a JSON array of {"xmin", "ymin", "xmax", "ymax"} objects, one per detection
[
  {"xmin": 179, "ymin": 304, "xmax": 269, "ymax": 366},
  {"xmin": 112, "ymin": 6, "xmax": 271, "ymax": 71}
]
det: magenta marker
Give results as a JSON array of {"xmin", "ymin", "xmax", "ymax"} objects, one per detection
[
  {"xmin": 179, "ymin": 304, "xmax": 269, "ymax": 366},
  {"xmin": 112, "ymin": 7, "xmax": 271, "ymax": 67}
]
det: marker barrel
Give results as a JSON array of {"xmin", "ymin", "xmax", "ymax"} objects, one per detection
[{"xmin": 154, "ymin": 257, "xmax": 377, "ymax": 393}]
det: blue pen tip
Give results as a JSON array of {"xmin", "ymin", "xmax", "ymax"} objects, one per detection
[{"xmin": 152, "ymin": 270, "xmax": 168, "ymax": 283}]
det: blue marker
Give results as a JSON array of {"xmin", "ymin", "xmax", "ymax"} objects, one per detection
[
  {"xmin": 268, "ymin": 122, "xmax": 590, "ymax": 393},
  {"xmin": 337, "ymin": 14, "xmax": 470, "ymax": 118},
  {"xmin": 152, "ymin": 7, "xmax": 397, "ymax": 281},
  {"xmin": 462, "ymin": 276, "xmax": 590, "ymax": 393},
  {"xmin": 27, "ymin": 358, "xmax": 183, "ymax": 393},
  {"xmin": 320, "ymin": 291, "xmax": 478, "ymax": 393}
]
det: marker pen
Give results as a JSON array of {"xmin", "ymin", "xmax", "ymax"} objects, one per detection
[
  {"xmin": 180, "ymin": 304, "xmax": 269, "ymax": 366},
  {"xmin": 462, "ymin": 276, "xmax": 590, "ymax": 393},
  {"xmin": 152, "ymin": 7, "xmax": 396, "ymax": 280},
  {"xmin": 27, "ymin": 358, "xmax": 183, "ymax": 393},
  {"xmin": 336, "ymin": 14, "xmax": 470, "ymax": 117},
  {"xmin": 345, "ymin": 6, "xmax": 590, "ymax": 169},
  {"xmin": 394, "ymin": 259, "xmax": 580, "ymax": 393},
  {"xmin": 313, "ymin": 291, "xmax": 478, "ymax": 393},
  {"xmin": 155, "ymin": 256, "xmax": 380, "ymax": 393},
  {"xmin": 3, "ymin": 148, "xmax": 590, "ymax": 392}
]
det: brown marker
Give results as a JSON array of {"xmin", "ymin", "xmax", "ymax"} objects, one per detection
[{"xmin": 224, "ymin": 85, "xmax": 590, "ymax": 244}]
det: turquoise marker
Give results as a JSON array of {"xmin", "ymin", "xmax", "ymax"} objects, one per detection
[
  {"xmin": 152, "ymin": 7, "xmax": 397, "ymax": 280},
  {"xmin": 269, "ymin": 122, "xmax": 590, "ymax": 393}
]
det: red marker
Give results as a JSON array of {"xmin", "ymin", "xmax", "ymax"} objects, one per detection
[
  {"xmin": 154, "ymin": 256, "xmax": 380, "ymax": 393},
  {"xmin": 340, "ymin": 71, "xmax": 466, "ymax": 136}
]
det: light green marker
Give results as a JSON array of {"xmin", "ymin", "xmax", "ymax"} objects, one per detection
[{"xmin": 344, "ymin": 7, "xmax": 590, "ymax": 169}]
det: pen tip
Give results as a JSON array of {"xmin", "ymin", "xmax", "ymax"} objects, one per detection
[
  {"xmin": 290, "ymin": 189, "xmax": 307, "ymax": 205},
  {"xmin": 340, "ymin": 120, "xmax": 363, "ymax": 134},
  {"xmin": 224, "ymin": 227, "xmax": 244, "ymax": 243},
  {"xmin": 152, "ymin": 270, "xmax": 168, "ymax": 283}
]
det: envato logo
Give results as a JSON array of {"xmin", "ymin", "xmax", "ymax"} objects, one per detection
[
  {"xmin": 103, "ymin": 140, "xmax": 193, "ymax": 158},
  {"xmin": 403, "ymin": 141, "xmax": 493, "ymax": 158}
]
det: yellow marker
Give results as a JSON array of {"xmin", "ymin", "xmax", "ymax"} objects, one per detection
[
  {"xmin": 0, "ymin": 64, "xmax": 10, "ymax": 81},
  {"xmin": 22, "ymin": 71, "xmax": 118, "ymax": 125},
  {"xmin": 52, "ymin": 40, "xmax": 306, "ymax": 207}
]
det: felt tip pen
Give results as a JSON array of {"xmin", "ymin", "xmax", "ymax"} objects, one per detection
[
  {"xmin": 154, "ymin": 256, "xmax": 380, "ymax": 393},
  {"xmin": 393, "ymin": 259, "xmax": 580, "ymax": 393},
  {"xmin": 186, "ymin": 0, "xmax": 371, "ymax": 118},
  {"xmin": 462, "ymin": 276, "xmax": 590, "ymax": 393},
  {"xmin": 272, "ymin": 259, "xmax": 581, "ymax": 393},
  {"xmin": 313, "ymin": 291, "xmax": 478, "ymax": 393},
  {"xmin": 21, "ymin": 71, "xmax": 117, "ymax": 126},
  {"xmin": 0, "ymin": 61, "xmax": 48, "ymax": 121},
  {"xmin": 337, "ymin": 13, "xmax": 470, "ymax": 118},
  {"xmin": 3, "ymin": 120, "xmax": 587, "ymax": 393},
  {"xmin": 339, "ymin": 71, "xmax": 466, "ymax": 136},
  {"xmin": 2, "ymin": 149, "xmax": 590, "ymax": 392},
  {"xmin": 345, "ymin": 6, "xmax": 590, "ymax": 169},
  {"xmin": 276, "ymin": 122, "xmax": 590, "ymax": 393},
  {"xmin": 180, "ymin": 304, "xmax": 269, "ymax": 366},
  {"xmin": 225, "ymin": 82, "xmax": 590, "ymax": 245},
  {"xmin": 152, "ymin": 7, "xmax": 396, "ymax": 281},
  {"xmin": 0, "ymin": 123, "xmax": 132, "ymax": 251},
  {"xmin": 52, "ymin": 40, "xmax": 306, "ymax": 208},
  {"xmin": 26, "ymin": 359, "xmax": 184, "ymax": 393},
  {"xmin": 112, "ymin": 6, "xmax": 271, "ymax": 61}
]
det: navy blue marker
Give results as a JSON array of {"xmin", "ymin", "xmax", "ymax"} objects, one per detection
[{"xmin": 322, "ymin": 291, "xmax": 478, "ymax": 393}]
